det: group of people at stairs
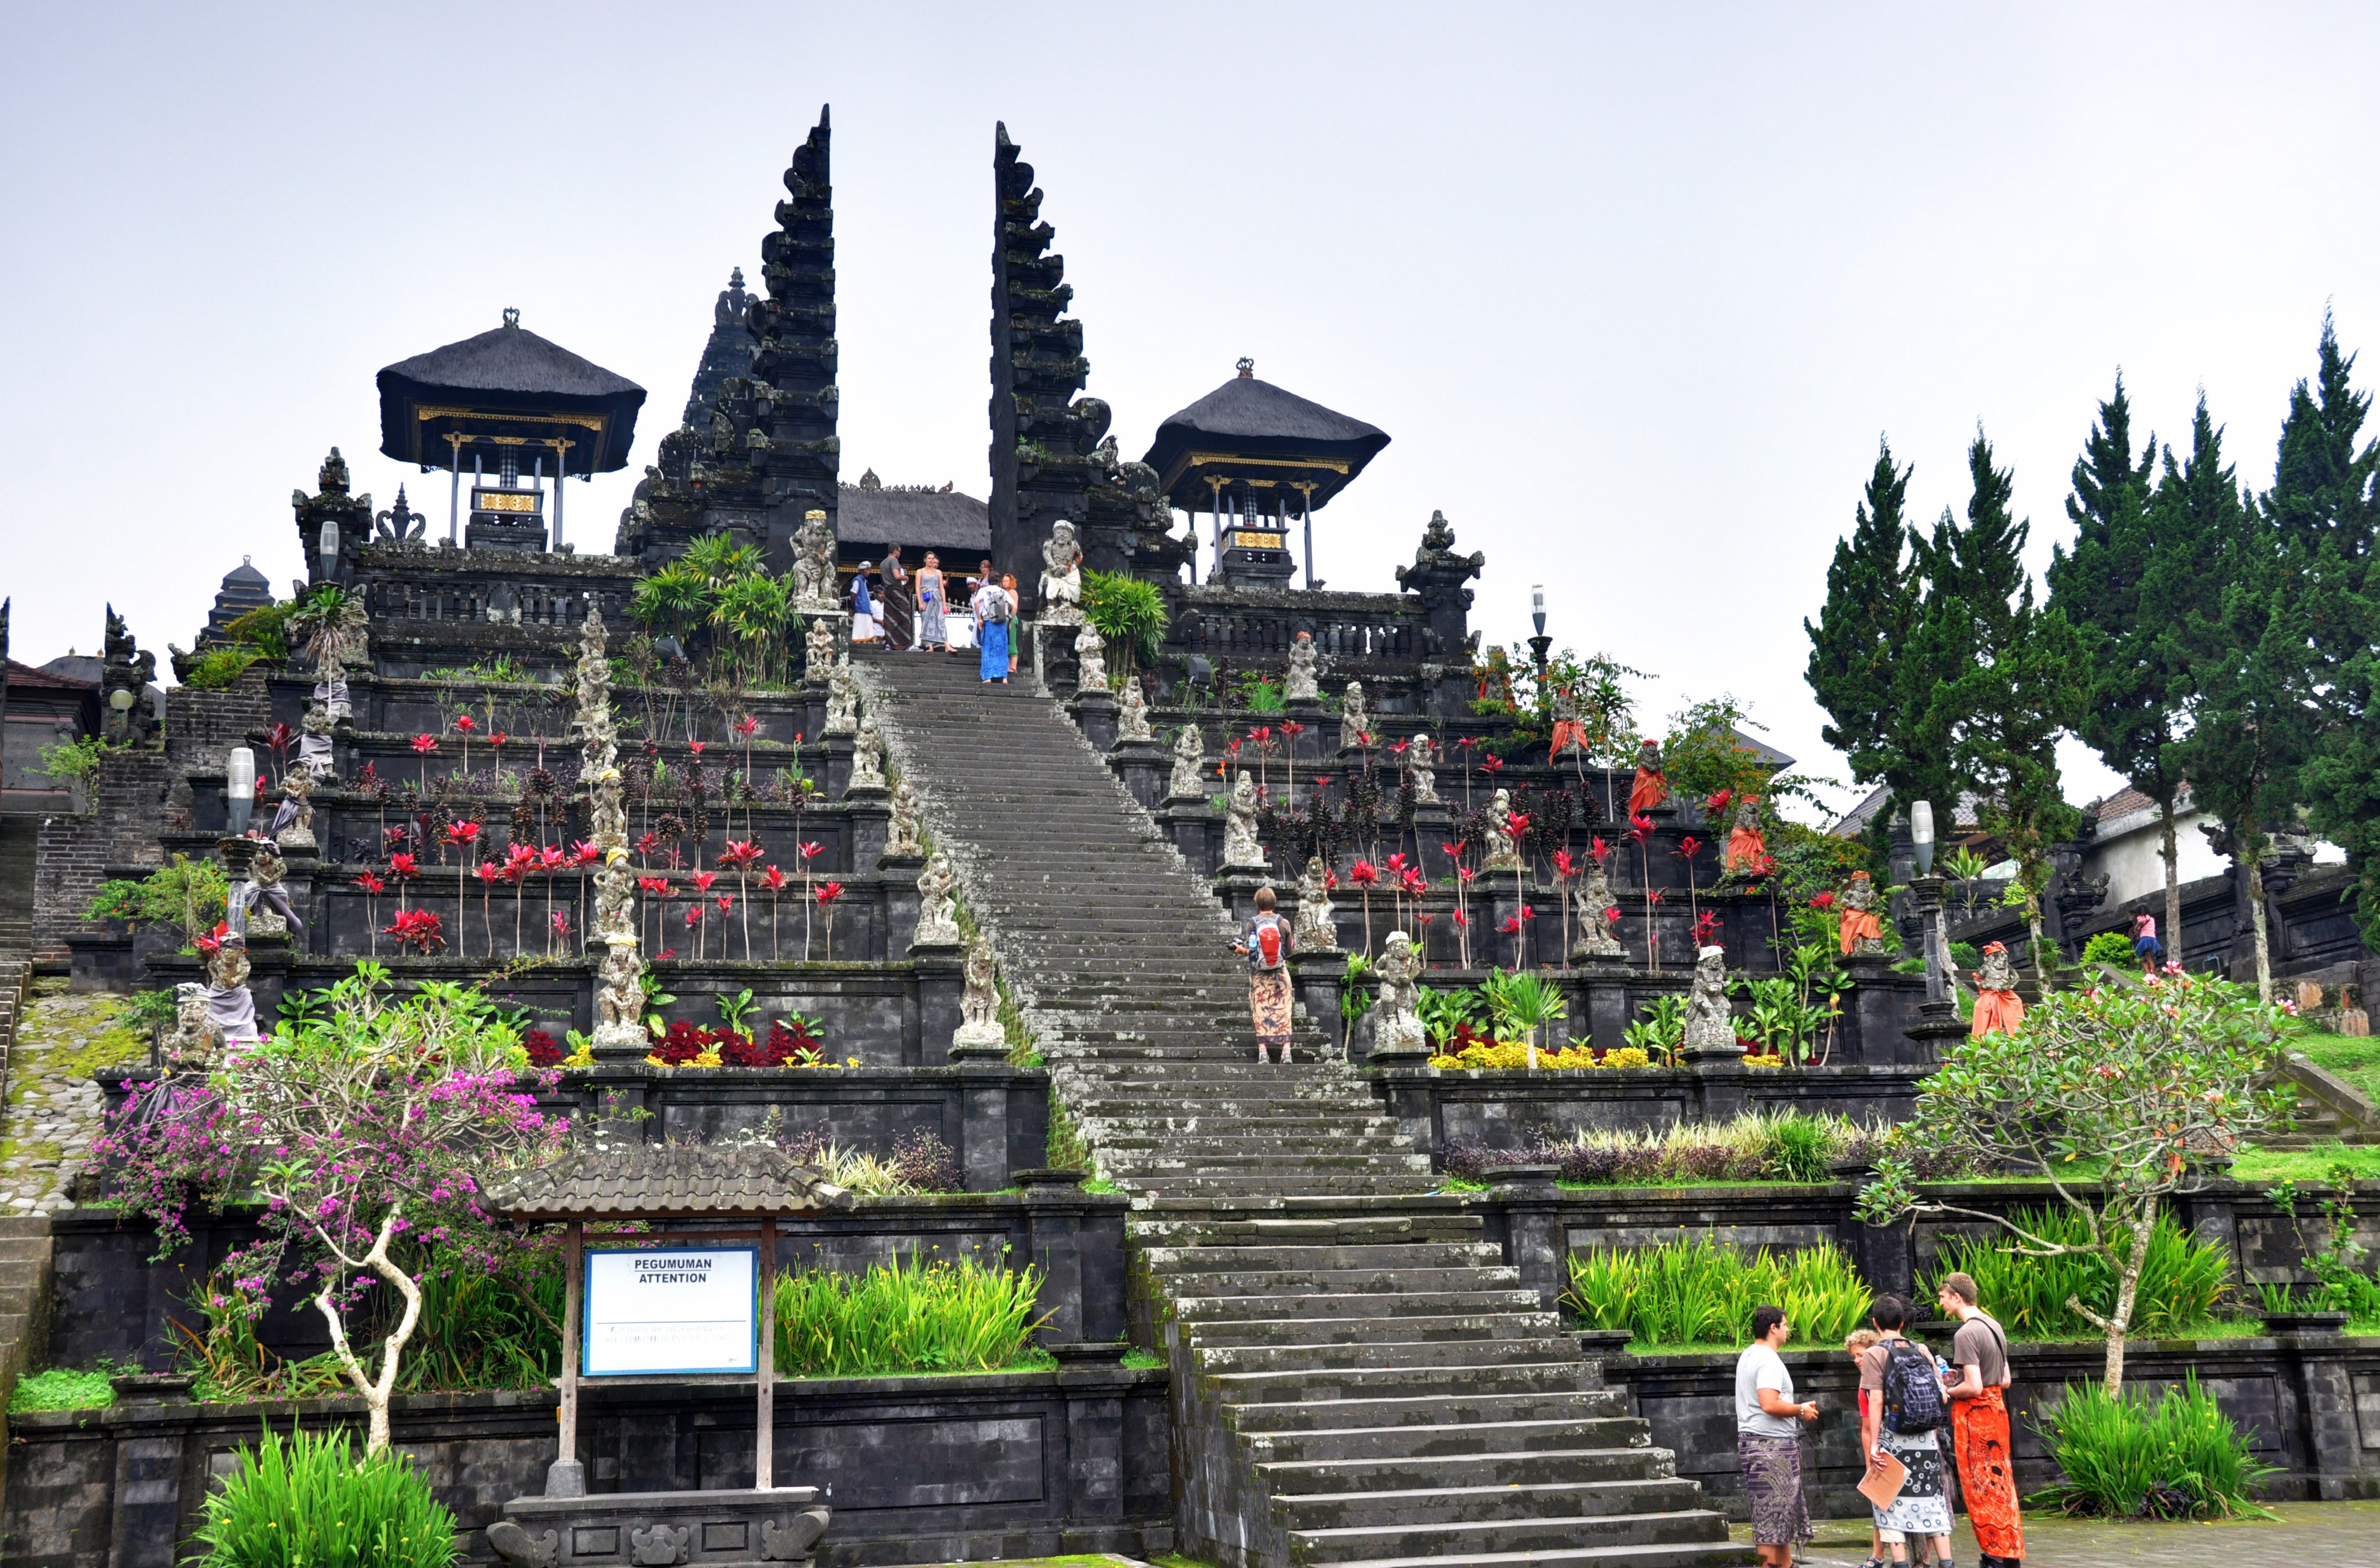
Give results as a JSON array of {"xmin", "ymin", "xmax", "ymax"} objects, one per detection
[
  {"xmin": 1738, "ymin": 1274, "xmax": 2025, "ymax": 1568},
  {"xmin": 848, "ymin": 546, "xmax": 1022, "ymax": 682}
]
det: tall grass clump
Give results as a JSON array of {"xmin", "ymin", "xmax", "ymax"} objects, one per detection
[
  {"xmin": 1565, "ymin": 1236, "xmax": 1871, "ymax": 1346},
  {"xmin": 774, "ymin": 1253, "xmax": 1048, "ymax": 1377},
  {"xmin": 191, "ymin": 1427, "xmax": 459, "ymax": 1568},
  {"xmin": 1931, "ymin": 1209, "xmax": 2232, "ymax": 1342},
  {"xmin": 1441, "ymin": 1111, "xmax": 1952, "ymax": 1188},
  {"xmin": 395, "ymin": 1254, "xmax": 565, "ymax": 1392},
  {"xmin": 2031, "ymin": 1373, "xmax": 2278, "ymax": 1519}
]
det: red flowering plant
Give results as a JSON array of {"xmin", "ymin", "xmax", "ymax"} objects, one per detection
[
  {"xmin": 816, "ymin": 880, "xmax": 845, "ymax": 961},
  {"xmin": 90, "ymin": 964, "xmax": 568, "ymax": 1453},
  {"xmin": 409, "ymin": 733, "xmax": 438, "ymax": 788},
  {"xmin": 1347, "ymin": 860, "xmax": 1381, "ymax": 957},
  {"xmin": 354, "ymin": 872, "xmax": 386, "ymax": 955},
  {"xmin": 384, "ymin": 908, "xmax": 444, "ymax": 955},
  {"xmin": 720, "ymin": 840, "xmax": 764, "ymax": 959}
]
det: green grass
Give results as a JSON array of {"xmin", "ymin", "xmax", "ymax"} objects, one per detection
[
  {"xmin": 2296, "ymin": 1030, "xmax": 2380, "ymax": 1104},
  {"xmin": 2030, "ymin": 1373, "xmax": 2279, "ymax": 1519},
  {"xmin": 9, "ymin": 1365, "xmax": 117, "ymax": 1412},
  {"xmin": 191, "ymin": 1427, "xmax": 460, "ymax": 1568},
  {"xmin": 1120, "ymin": 1349, "xmax": 1167, "ymax": 1369},
  {"xmin": 1566, "ymin": 1235, "xmax": 1871, "ymax": 1347},
  {"xmin": 2233, "ymin": 1142, "xmax": 2380, "ymax": 1183},
  {"xmin": 774, "ymin": 1253, "xmax": 1049, "ymax": 1377},
  {"xmin": 1929, "ymin": 1208, "xmax": 2232, "ymax": 1342}
]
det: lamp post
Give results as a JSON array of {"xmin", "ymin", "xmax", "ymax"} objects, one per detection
[
  {"xmin": 319, "ymin": 517, "xmax": 340, "ymax": 583},
  {"xmin": 225, "ymin": 746, "xmax": 256, "ymax": 838},
  {"xmin": 1527, "ymin": 585, "xmax": 1551, "ymax": 680},
  {"xmin": 1907, "ymin": 800, "xmax": 1951, "ymax": 1016}
]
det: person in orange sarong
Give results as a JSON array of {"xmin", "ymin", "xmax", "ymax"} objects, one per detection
[
  {"xmin": 1722, "ymin": 797, "xmax": 1766, "ymax": 874},
  {"xmin": 1626, "ymin": 739, "xmax": 1668, "ymax": 815},
  {"xmin": 1835, "ymin": 870, "xmax": 1884, "ymax": 955},
  {"xmin": 1970, "ymin": 940, "xmax": 2026, "ymax": 1038}
]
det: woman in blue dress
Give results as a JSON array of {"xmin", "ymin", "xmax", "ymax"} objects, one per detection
[{"xmin": 972, "ymin": 574, "xmax": 1013, "ymax": 683}]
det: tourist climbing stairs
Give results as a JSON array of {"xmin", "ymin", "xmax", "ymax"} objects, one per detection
[{"xmin": 854, "ymin": 648, "xmax": 1745, "ymax": 1566}]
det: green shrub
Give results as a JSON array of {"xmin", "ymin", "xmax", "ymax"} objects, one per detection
[
  {"xmin": 83, "ymin": 853, "xmax": 229, "ymax": 943},
  {"xmin": 191, "ymin": 1427, "xmax": 459, "ymax": 1568},
  {"xmin": 774, "ymin": 1254, "xmax": 1049, "ymax": 1377},
  {"xmin": 1930, "ymin": 1208, "xmax": 2232, "ymax": 1342},
  {"xmin": 2031, "ymin": 1373, "xmax": 2278, "ymax": 1519},
  {"xmin": 182, "ymin": 647, "xmax": 265, "ymax": 690},
  {"xmin": 1565, "ymin": 1235, "xmax": 1871, "ymax": 1347},
  {"xmin": 36, "ymin": 736, "xmax": 107, "ymax": 794},
  {"xmin": 394, "ymin": 1256, "xmax": 564, "ymax": 1392},
  {"xmin": 1081, "ymin": 570, "xmax": 1169, "ymax": 678},
  {"xmin": 2081, "ymin": 931, "xmax": 2139, "ymax": 967},
  {"xmin": 9, "ymin": 1364, "xmax": 117, "ymax": 1412}
]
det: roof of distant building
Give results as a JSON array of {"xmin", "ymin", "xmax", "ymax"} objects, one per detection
[
  {"xmin": 6, "ymin": 657, "xmax": 96, "ymax": 693},
  {"xmin": 1141, "ymin": 365, "xmax": 1390, "ymax": 511},
  {"xmin": 1830, "ymin": 785, "xmax": 1984, "ymax": 840},
  {"xmin": 377, "ymin": 311, "xmax": 647, "ymax": 474},
  {"xmin": 837, "ymin": 471, "xmax": 990, "ymax": 553}
]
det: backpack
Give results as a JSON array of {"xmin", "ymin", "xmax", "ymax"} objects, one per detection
[
  {"xmin": 1252, "ymin": 915, "xmax": 1285, "ymax": 971},
  {"xmin": 984, "ymin": 588, "xmax": 1012, "ymax": 624},
  {"xmin": 1880, "ymin": 1337, "xmax": 1946, "ymax": 1435}
]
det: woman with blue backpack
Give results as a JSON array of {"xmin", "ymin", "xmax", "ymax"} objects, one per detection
[
  {"xmin": 1233, "ymin": 886, "xmax": 1296, "ymax": 1064},
  {"xmin": 1857, "ymin": 1295, "xmax": 1955, "ymax": 1568}
]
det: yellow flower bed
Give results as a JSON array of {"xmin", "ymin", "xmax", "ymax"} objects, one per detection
[{"xmin": 1427, "ymin": 1043, "xmax": 1655, "ymax": 1071}]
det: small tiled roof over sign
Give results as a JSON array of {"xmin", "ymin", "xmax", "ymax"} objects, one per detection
[{"xmin": 484, "ymin": 1143, "xmax": 852, "ymax": 1221}]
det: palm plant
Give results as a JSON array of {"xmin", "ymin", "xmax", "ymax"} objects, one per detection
[
  {"xmin": 632, "ymin": 563, "xmax": 713, "ymax": 647},
  {"xmin": 1481, "ymin": 968, "xmax": 1568, "ymax": 1068},
  {"xmin": 1081, "ymin": 570, "xmax": 1170, "ymax": 682}
]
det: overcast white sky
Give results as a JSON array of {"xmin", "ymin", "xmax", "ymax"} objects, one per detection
[{"xmin": 6, "ymin": 4, "xmax": 2377, "ymax": 819}]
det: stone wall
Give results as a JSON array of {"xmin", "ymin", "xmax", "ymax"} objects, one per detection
[
  {"xmin": 1605, "ymin": 1333, "xmax": 2380, "ymax": 1516},
  {"xmin": 30, "ymin": 751, "xmax": 172, "ymax": 962},
  {"xmin": 1374, "ymin": 1062, "xmax": 1931, "ymax": 1148},
  {"xmin": 3, "ymin": 1368, "xmax": 1173, "ymax": 1568}
]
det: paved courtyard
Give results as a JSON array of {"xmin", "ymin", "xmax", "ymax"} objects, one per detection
[{"xmin": 1755, "ymin": 1501, "xmax": 2380, "ymax": 1565}]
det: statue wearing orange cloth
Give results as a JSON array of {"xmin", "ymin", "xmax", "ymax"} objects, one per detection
[
  {"xmin": 1549, "ymin": 687, "xmax": 1588, "ymax": 760},
  {"xmin": 1626, "ymin": 739, "xmax": 1668, "ymax": 816},
  {"xmin": 1836, "ymin": 870, "xmax": 1887, "ymax": 956},
  {"xmin": 1722, "ymin": 797, "xmax": 1767, "ymax": 874},
  {"xmin": 1969, "ymin": 940, "xmax": 2026, "ymax": 1038}
]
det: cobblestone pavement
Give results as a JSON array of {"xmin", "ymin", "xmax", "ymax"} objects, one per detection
[
  {"xmin": 1745, "ymin": 1501, "xmax": 2380, "ymax": 1565},
  {"xmin": 0, "ymin": 980, "xmax": 147, "ymax": 1214}
]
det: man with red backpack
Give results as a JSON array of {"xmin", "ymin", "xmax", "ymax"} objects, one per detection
[{"xmin": 1234, "ymin": 886, "xmax": 1297, "ymax": 1064}]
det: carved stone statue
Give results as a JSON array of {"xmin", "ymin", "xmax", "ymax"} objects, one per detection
[
  {"xmin": 1549, "ymin": 686, "xmax": 1586, "ymax": 759},
  {"xmin": 1570, "ymin": 857, "xmax": 1626, "ymax": 959},
  {"xmin": 885, "ymin": 780, "xmax": 924, "ymax": 857},
  {"xmin": 591, "ymin": 862, "xmax": 636, "ymax": 945},
  {"xmin": 1722, "ymin": 797, "xmax": 1768, "ymax": 875},
  {"xmin": 237, "ymin": 848, "xmax": 296, "ymax": 939},
  {"xmin": 592, "ymin": 940, "xmax": 644, "ymax": 1053},
  {"xmin": 1969, "ymin": 939, "xmax": 2027, "ymax": 1039},
  {"xmin": 1038, "ymin": 520, "xmax": 1085, "ymax": 624},
  {"xmin": 913, "ymin": 852, "xmax": 962, "ymax": 947},
  {"xmin": 1681, "ymin": 944, "xmax": 1737, "ymax": 1058},
  {"xmin": 1117, "ymin": 676, "xmax": 1153, "ymax": 741},
  {"xmin": 848, "ymin": 715, "xmax": 887, "ymax": 793},
  {"xmin": 823, "ymin": 655, "xmax": 859, "ymax": 736},
  {"xmin": 271, "ymin": 768, "xmax": 316, "ymax": 854},
  {"xmin": 1408, "ymin": 733, "xmax": 1439, "ymax": 805},
  {"xmin": 1073, "ymin": 624, "xmax": 1107, "ymax": 691},
  {"xmin": 1837, "ymin": 870, "xmax": 1888, "ymax": 957},
  {"xmin": 1222, "ymin": 769, "xmax": 1263, "ymax": 869},
  {"xmin": 792, "ymin": 509, "xmax": 839, "ymax": 612},
  {"xmin": 1284, "ymin": 633, "xmax": 1321, "ymax": 702},
  {"xmin": 1338, "ymin": 679, "xmax": 1371, "ymax": 750},
  {"xmin": 1167, "ymin": 725, "xmax": 1206, "ymax": 800},
  {"xmin": 576, "ymin": 607, "xmax": 645, "ymax": 1060},
  {"xmin": 1627, "ymin": 739, "xmax": 1669, "ymax": 816},
  {"xmin": 804, "ymin": 615, "xmax": 838, "ymax": 681},
  {"xmin": 1294, "ymin": 856, "xmax": 1338, "ymax": 951},
  {"xmin": 161, "ymin": 981, "xmax": 214, "ymax": 1072},
  {"xmin": 205, "ymin": 935, "xmax": 258, "ymax": 1046},
  {"xmin": 297, "ymin": 701, "xmax": 336, "ymax": 777},
  {"xmin": 952, "ymin": 934, "xmax": 1005, "ymax": 1050},
  {"xmin": 1367, "ymin": 930, "xmax": 1427, "ymax": 1059},
  {"xmin": 1483, "ymin": 788, "xmax": 1521, "ymax": 871}
]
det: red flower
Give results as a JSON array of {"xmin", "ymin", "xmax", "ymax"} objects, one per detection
[
  {"xmin": 383, "ymin": 908, "xmax": 445, "ymax": 953},
  {"xmin": 692, "ymin": 870, "xmax": 719, "ymax": 893},
  {"xmin": 816, "ymin": 881, "xmax": 845, "ymax": 905},
  {"xmin": 1589, "ymin": 837, "xmax": 1612, "ymax": 864},
  {"xmin": 539, "ymin": 847, "xmax": 568, "ymax": 873},
  {"xmin": 1312, "ymin": 777, "xmax": 1331, "ymax": 790},
  {"xmin": 798, "ymin": 842, "xmax": 824, "ymax": 862},
  {"xmin": 1441, "ymin": 840, "xmax": 1462, "ymax": 857},
  {"xmin": 1482, "ymin": 755, "xmax": 1505, "ymax": 773},
  {"xmin": 734, "ymin": 716, "xmax": 760, "ymax": 737},
  {"xmin": 445, "ymin": 819, "xmax": 480, "ymax": 847},
  {"xmin": 1553, "ymin": 849, "xmax": 1577, "ymax": 878},
  {"xmin": 1603, "ymin": 906, "xmax": 1622, "ymax": 924},
  {"xmin": 1281, "ymin": 722, "xmax": 1305, "ymax": 737},
  {"xmin": 1693, "ymin": 910, "xmax": 1721, "ymax": 944},
  {"xmin": 571, "ymin": 840, "xmax": 603, "ymax": 866},
  {"xmin": 412, "ymin": 735, "xmax": 439, "ymax": 754},
  {"xmin": 636, "ymin": 831, "xmax": 659, "ymax": 855},
  {"xmin": 654, "ymin": 947, "xmax": 678, "ymax": 962},
  {"xmin": 1400, "ymin": 867, "xmax": 1428, "ymax": 896},
  {"xmin": 453, "ymin": 715, "xmax": 476, "ymax": 735},
  {"xmin": 1627, "ymin": 813, "xmax": 1656, "ymax": 846},
  {"xmin": 551, "ymin": 910, "xmax": 574, "ymax": 937},
  {"xmin": 1707, "ymin": 789, "xmax": 1733, "ymax": 814},
  {"xmin": 1458, "ymin": 866, "xmax": 1476, "ymax": 884},
  {"xmin": 1501, "ymin": 915, "xmax": 1521, "ymax": 934},
  {"xmin": 1390, "ymin": 740, "xmax": 1410, "ymax": 756},
  {"xmin": 354, "ymin": 871, "xmax": 386, "ymax": 894},
  {"xmin": 1809, "ymin": 891, "xmax": 1837, "ymax": 910},
  {"xmin": 475, "ymin": 861, "xmax": 500, "ymax": 887},
  {"xmin": 1457, "ymin": 736, "xmax": 1479, "ymax": 751},
  {"xmin": 688, "ymin": 740, "xmax": 707, "ymax": 754},
  {"xmin": 720, "ymin": 840, "xmax": 764, "ymax": 871},
  {"xmin": 716, "ymin": 895, "xmax": 734, "ymax": 914},
  {"xmin": 639, "ymin": 877, "xmax": 673, "ymax": 898},
  {"xmin": 1507, "ymin": 813, "xmax": 1531, "ymax": 837},
  {"xmin": 195, "ymin": 920, "xmax": 230, "ymax": 958},
  {"xmin": 1451, "ymin": 910, "xmax": 1470, "ymax": 928},
  {"xmin": 1386, "ymin": 852, "xmax": 1410, "ymax": 874},
  {"xmin": 762, "ymin": 865, "xmax": 787, "ymax": 893},
  {"xmin": 489, "ymin": 731, "xmax": 508, "ymax": 747},
  {"xmin": 504, "ymin": 843, "xmax": 538, "ymax": 880},
  {"xmin": 685, "ymin": 905, "xmax": 703, "ymax": 926},
  {"xmin": 388, "ymin": 853, "xmax": 420, "ymax": 880},
  {"xmin": 1644, "ymin": 888, "xmax": 1665, "ymax": 905},
  {"xmin": 1673, "ymin": 836, "xmax": 1700, "ymax": 860},
  {"xmin": 1348, "ymin": 860, "xmax": 1381, "ymax": 888}
]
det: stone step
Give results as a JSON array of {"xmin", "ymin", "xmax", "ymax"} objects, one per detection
[
  {"xmin": 1174, "ymin": 1289, "xmax": 1533, "ymax": 1324},
  {"xmin": 1127, "ymin": 1175, "xmax": 1444, "ymax": 1199},
  {"xmin": 1278, "ymin": 1474, "xmax": 1705, "ymax": 1532},
  {"xmin": 1172, "ymin": 1267, "xmax": 1528, "ymax": 1301},
  {"xmin": 1288, "ymin": 1511, "xmax": 1736, "ymax": 1566},
  {"xmin": 1149, "ymin": 1241, "xmax": 1502, "ymax": 1273},
  {"xmin": 1197, "ymin": 1336, "xmax": 1583, "ymax": 1376},
  {"xmin": 1263, "ymin": 1447, "xmax": 1673, "ymax": 1499},
  {"xmin": 1104, "ymin": 1154, "xmax": 1433, "ymax": 1177},
  {"xmin": 1245, "ymin": 1415, "xmax": 1645, "ymax": 1463},
  {"xmin": 1228, "ymin": 1390, "xmax": 1633, "ymax": 1435},
  {"xmin": 1295, "ymin": 1526, "xmax": 1745, "ymax": 1568},
  {"xmin": 1187, "ymin": 1312, "xmax": 1563, "ymax": 1350},
  {"xmin": 1212, "ymin": 1360, "xmax": 1598, "ymax": 1405}
]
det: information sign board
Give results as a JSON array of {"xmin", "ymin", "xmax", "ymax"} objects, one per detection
[{"xmin": 582, "ymin": 1244, "xmax": 757, "ymax": 1377}]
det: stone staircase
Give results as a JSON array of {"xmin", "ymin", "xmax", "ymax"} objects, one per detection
[
  {"xmin": 855, "ymin": 648, "xmax": 1745, "ymax": 1567},
  {"xmin": 0, "ymin": 817, "xmax": 51, "ymax": 1479}
]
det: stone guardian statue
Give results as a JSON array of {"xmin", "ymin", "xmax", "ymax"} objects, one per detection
[
  {"xmin": 823, "ymin": 655, "xmax": 859, "ymax": 736},
  {"xmin": 1338, "ymin": 679, "xmax": 1371, "ymax": 751},
  {"xmin": 1366, "ymin": 930, "xmax": 1427, "ymax": 1060},
  {"xmin": 1293, "ymin": 856, "xmax": 1339, "ymax": 951},
  {"xmin": 952, "ymin": 934, "xmax": 1005, "ymax": 1050},
  {"xmin": 1284, "ymin": 633, "xmax": 1321, "ymax": 702},
  {"xmin": 1167, "ymin": 725, "xmax": 1206, "ymax": 800},
  {"xmin": 1222, "ymin": 769, "xmax": 1264, "ymax": 869},
  {"xmin": 1117, "ymin": 676, "xmax": 1153, "ymax": 741},
  {"xmin": 1038, "ymin": 520, "xmax": 1085, "ymax": 625},
  {"xmin": 913, "ymin": 852, "xmax": 962, "ymax": 947},
  {"xmin": 1073, "ymin": 624, "xmax": 1107, "ymax": 691},
  {"xmin": 1680, "ymin": 944, "xmax": 1736, "ymax": 1059}
]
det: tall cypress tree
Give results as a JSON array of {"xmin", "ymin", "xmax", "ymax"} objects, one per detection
[
  {"xmin": 1923, "ymin": 431, "xmax": 2087, "ymax": 978},
  {"xmin": 2275, "ymin": 315, "xmax": 2380, "ymax": 950},
  {"xmin": 1804, "ymin": 441, "xmax": 1938, "ymax": 837},
  {"xmin": 2046, "ymin": 375, "xmax": 2195, "ymax": 950}
]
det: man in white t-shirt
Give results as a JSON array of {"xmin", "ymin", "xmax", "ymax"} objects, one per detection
[{"xmin": 1736, "ymin": 1304, "xmax": 1816, "ymax": 1566}]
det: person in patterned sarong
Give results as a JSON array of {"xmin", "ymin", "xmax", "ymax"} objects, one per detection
[
  {"xmin": 1858, "ymin": 1295, "xmax": 1954, "ymax": 1568},
  {"xmin": 1234, "ymin": 886, "xmax": 1297, "ymax": 1064},
  {"xmin": 1939, "ymin": 1273, "xmax": 2025, "ymax": 1567}
]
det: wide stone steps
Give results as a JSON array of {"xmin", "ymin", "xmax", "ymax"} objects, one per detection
[{"xmin": 855, "ymin": 652, "xmax": 1735, "ymax": 1566}]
